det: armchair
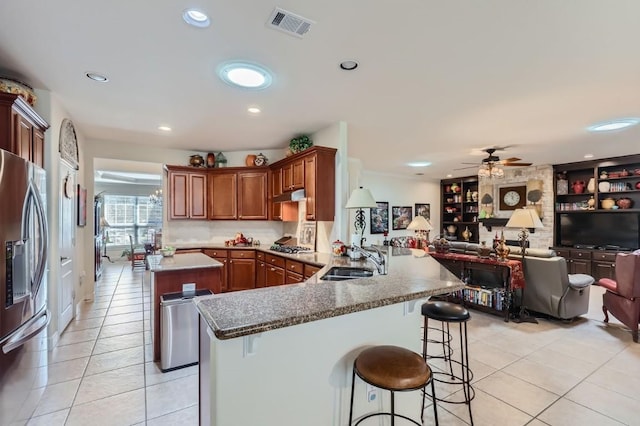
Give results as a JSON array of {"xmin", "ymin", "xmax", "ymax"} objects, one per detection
[{"xmin": 597, "ymin": 251, "xmax": 640, "ymax": 343}]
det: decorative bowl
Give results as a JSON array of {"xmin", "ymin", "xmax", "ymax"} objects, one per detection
[
  {"xmin": 601, "ymin": 198, "xmax": 615, "ymax": 210},
  {"xmin": 160, "ymin": 248, "xmax": 176, "ymax": 257}
]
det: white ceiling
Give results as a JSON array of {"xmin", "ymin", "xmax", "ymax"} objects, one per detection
[{"xmin": 1, "ymin": 1, "xmax": 639, "ymax": 179}]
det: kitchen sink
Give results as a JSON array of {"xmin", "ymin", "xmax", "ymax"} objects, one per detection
[{"xmin": 319, "ymin": 266, "xmax": 375, "ymax": 281}]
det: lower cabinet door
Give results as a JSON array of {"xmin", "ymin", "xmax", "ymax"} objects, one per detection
[
  {"xmin": 228, "ymin": 259, "xmax": 255, "ymax": 291},
  {"xmin": 286, "ymin": 271, "xmax": 304, "ymax": 284},
  {"xmin": 256, "ymin": 261, "xmax": 267, "ymax": 287}
]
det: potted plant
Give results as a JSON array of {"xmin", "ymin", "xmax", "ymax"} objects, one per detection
[
  {"xmin": 289, "ymin": 135, "xmax": 313, "ymax": 154},
  {"xmin": 121, "ymin": 248, "xmax": 132, "ymax": 260}
]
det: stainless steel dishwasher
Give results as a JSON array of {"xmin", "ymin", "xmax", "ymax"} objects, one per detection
[{"xmin": 161, "ymin": 289, "xmax": 212, "ymax": 371}]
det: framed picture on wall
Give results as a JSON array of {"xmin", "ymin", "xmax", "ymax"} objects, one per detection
[
  {"xmin": 392, "ymin": 206, "xmax": 412, "ymax": 230},
  {"xmin": 414, "ymin": 203, "xmax": 430, "ymax": 220},
  {"xmin": 370, "ymin": 201, "xmax": 389, "ymax": 234}
]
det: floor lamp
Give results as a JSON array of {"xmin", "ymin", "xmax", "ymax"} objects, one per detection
[
  {"xmin": 100, "ymin": 217, "xmax": 114, "ymax": 263},
  {"xmin": 506, "ymin": 207, "xmax": 544, "ymax": 322},
  {"xmin": 345, "ymin": 186, "xmax": 377, "ymax": 247}
]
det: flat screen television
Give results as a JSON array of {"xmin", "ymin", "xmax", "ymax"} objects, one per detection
[{"xmin": 559, "ymin": 212, "xmax": 640, "ymax": 250}]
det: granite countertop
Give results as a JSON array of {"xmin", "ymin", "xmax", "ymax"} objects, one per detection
[
  {"xmin": 195, "ymin": 249, "xmax": 464, "ymax": 340},
  {"xmin": 147, "ymin": 252, "xmax": 223, "ymax": 272}
]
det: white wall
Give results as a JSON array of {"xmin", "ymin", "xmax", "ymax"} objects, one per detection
[{"xmin": 347, "ymin": 170, "xmax": 441, "ymax": 246}]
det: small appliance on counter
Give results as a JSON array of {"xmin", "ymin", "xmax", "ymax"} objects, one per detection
[{"xmin": 270, "ymin": 236, "xmax": 313, "ymax": 254}]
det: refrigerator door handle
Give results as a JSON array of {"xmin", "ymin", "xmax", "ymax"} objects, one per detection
[
  {"xmin": 22, "ymin": 180, "xmax": 48, "ymax": 298},
  {"xmin": 0, "ymin": 307, "xmax": 49, "ymax": 354}
]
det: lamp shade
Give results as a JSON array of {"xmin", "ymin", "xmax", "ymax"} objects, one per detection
[
  {"xmin": 505, "ymin": 208, "xmax": 543, "ymax": 229},
  {"xmin": 407, "ymin": 215, "xmax": 433, "ymax": 231},
  {"xmin": 345, "ymin": 187, "xmax": 377, "ymax": 209}
]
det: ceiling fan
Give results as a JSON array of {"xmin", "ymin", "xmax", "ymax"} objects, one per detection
[{"xmin": 456, "ymin": 147, "xmax": 532, "ymax": 172}]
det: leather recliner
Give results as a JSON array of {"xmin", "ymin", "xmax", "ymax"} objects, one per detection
[{"xmin": 597, "ymin": 251, "xmax": 640, "ymax": 343}]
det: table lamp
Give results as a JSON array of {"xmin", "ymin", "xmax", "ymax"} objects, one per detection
[
  {"xmin": 505, "ymin": 207, "xmax": 544, "ymax": 259},
  {"xmin": 407, "ymin": 215, "xmax": 433, "ymax": 249},
  {"xmin": 345, "ymin": 186, "xmax": 377, "ymax": 247}
]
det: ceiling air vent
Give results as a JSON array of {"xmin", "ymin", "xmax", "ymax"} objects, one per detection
[{"xmin": 267, "ymin": 7, "xmax": 314, "ymax": 38}]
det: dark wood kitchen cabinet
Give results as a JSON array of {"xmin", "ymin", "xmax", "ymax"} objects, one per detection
[
  {"xmin": 209, "ymin": 168, "xmax": 268, "ymax": 220},
  {"xmin": 282, "ymin": 158, "xmax": 305, "ymax": 192},
  {"xmin": 304, "ymin": 264, "xmax": 321, "ymax": 279},
  {"xmin": 209, "ymin": 171, "xmax": 237, "ymax": 219},
  {"xmin": 265, "ymin": 253, "xmax": 286, "ymax": 286},
  {"xmin": 0, "ymin": 93, "xmax": 49, "ymax": 167},
  {"xmin": 228, "ymin": 250, "xmax": 256, "ymax": 291},
  {"xmin": 256, "ymin": 252, "xmax": 267, "ymax": 287},
  {"xmin": 203, "ymin": 249, "xmax": 228, "ymax": 291},
  {"xmin": 166, "ymin": 166, "xmax": 208, "ymax": 220},
  {"xmin": 270, "ymin": 169, "xmax": 282, "ymax": 220}
]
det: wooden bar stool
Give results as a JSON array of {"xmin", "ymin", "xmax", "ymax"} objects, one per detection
[
  {"xmin": 422, "ymin": 300, "xmax": 474, "ymax": 425},
  {"xmin": 348, "ymin": 345, "xmax": 438, "ymax": 425}
]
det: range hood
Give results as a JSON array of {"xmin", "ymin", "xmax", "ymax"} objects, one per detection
[{"xmin": 273, "ymin": 189, "xmax": 305, "ymax": 203}]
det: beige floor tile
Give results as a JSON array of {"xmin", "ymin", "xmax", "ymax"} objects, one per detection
[
  {"xmin": 473, "ymin": 371, "xmax": 559, "ymax": 417},
  {"xmin": 585, "ymin": 365, "xmax": 640, "ymax": 401},
  {"xmin": 144, "ymin": 362, "xmax": 197, "ymax": 386},
  {"xmin": 526, "ymin": 420, "xmax": 550, "ymax": 426},
  {"xmin": 467, "ymin": 340, "xmax": 520, "ymax": 370},
  {"xmin": 445, "ymin": 388, "xmax": 532, "ymax": 426},
  {"xmin": 538, "ymin": 397, "xmax": 625, "ymax": 426},
  {"xmin": 85, "ymin": 346, "xmax": 144, "ymax": 376},
  {"xmin": 75, "ymin": 364, "xmax": 144, "ymax": 405},
  {"xmin": 146, "ymin": 404, "xmax": 198, "ymax": 425},
  {"xmin": 92, "ymin": 332, "xmax": 144, "ymax": 355},
  {"xmin": 99, "ymin": 320, "xmax": 143, "ymax": 339},
  {"xmin": 108, "ymin": 297, "xmax": 144, "ymax": 308},
  {"xmin": 48, "ymin": 341, "xmax": 95, "ymax": 364},
  {"xmin": 13, "ymin": 350, "xmax": 49, "ymax": 369},
  {"xmin": 33, "ymin": 357, "xmax": 89, "ymax": 387},
  {"xmin": 107, "ymin": 304, "xmax": 143, "ymax": 316},
  {"xmin": 111, "ymin": 292, "xmax": 141, "ymax": 301},
  {"xmin": 114, "ymin": 288, "xmax": 142, "ymax": 296},
  {"xmin": 30, "ymin": 379, "xmax": 81, "ymax": 417},
  {"xmin": 549, "ymin": 337, "xmax": 620, "ymax": 365},
  {"xmin": 605, "ymin": 347, "xmax": 640, "ymax": 378},
  {"xmin": 502, "ymin": 358, "xmax": 582, "ymax": 395},
  {"xmin": 66, "ymin": 388, "xmax": 146, "ymax": 426},
  {"xmin": 145, "ymin": 375, "xmax": 198, "ymax": 419},
  {"xmin": 566, "ymin": 381, "xmax": 640, "ymax": 425},
  {"xmin": 101, "ymin": 311, "xmax": 144, "ymax": 326},
  {"xmin": 14, "ymin": 387, "xmax": 45, "ymax": 420},
  {"xmin": 75, "ymin": 308, "xmax": 108, "ymax": 320},
  {"xmin": 57, "ymin": 327, "xmax": 100, "ymax": 346},
  {"xmin": 65, "ymin": 317, "xmax": 104, "ymax": 332},
  {"xmin": 144, "ymin": 319, "xmax": 150, "ymax": 330},
  {"xmin": 525, "ymin": 347, "xmax": 599, "ymax": 379},
  {"xmin": 25, "ymin": 408, "xmax": 69, "ymax": 426},
  {"xmin": 144, "ymin": 344, "xmax": 154, "ymax": 362},
  {"xmin": 78, "ymin": 301, "xmax": 111, "ymax": 310},
  {"xmin": 421, "ymin": 404, "xmax": 470, "ymax": 426}
]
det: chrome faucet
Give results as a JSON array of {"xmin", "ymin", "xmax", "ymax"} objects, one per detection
[{"xmin": 350, "ymin": 244, "xmax": 387, "ymax": 275}]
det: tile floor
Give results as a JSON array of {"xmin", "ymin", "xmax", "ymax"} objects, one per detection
[{"xmin": 1, "ymin": 261, "xmax": 639, "ymax": 425}]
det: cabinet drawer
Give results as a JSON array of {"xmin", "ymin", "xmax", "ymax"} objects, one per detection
[
  {"xmin": 304, "ymin": 264, "xmax": 321, "ymax": 278},
  {"xmin": 570, "ymin": 250, "xmax": 592, "ymax": 259},
  {"xmin": 205, "ymin": 249, "xmax": 228, "ymax": 258},
  {"xmin": 285, "ymin": 260, "xmax": 304, "ymax": 275},
  {"xmin": 176, "ymin": 248, "xmax": 202, "ymax": 254},
  {"xmin": 593, "ymin": 252, "xmax": 616, "ymax": 262},
  {"xmin": 230, "ymin": 250, "xmax": 255, "ymax": 259},
  {"xmin": 266, "ymin": 255, "xmax": 285, "ymax": 268},
  {"xmin": 256, "ymin": 252, "xmax": 265, "ymax": 261}
]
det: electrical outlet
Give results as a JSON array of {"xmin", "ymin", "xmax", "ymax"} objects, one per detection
[
  {"xmin": 366, "ymin": 384, "xmax": 377, "ymax": 402},
  {"xmin": 183, "ymin": 283, "xmax": 196, "ymax": 293}
]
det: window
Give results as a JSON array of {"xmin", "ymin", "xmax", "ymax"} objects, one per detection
[{"xmin": 103, "ymin": 195, "xmax": 162, "ymax": 246}]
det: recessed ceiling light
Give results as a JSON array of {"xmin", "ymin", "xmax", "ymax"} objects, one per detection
[
  {"xmin": 339, "ymin": 60, "xmax": 358, "ymax": 71},
  {"xmin": 86, "ymin": 72, "xmax": 108, "ymax": 82},
  {"xmin": 584, "ymin": 153, "xmax": 594, "ymax": 159},
  {"xmin": 247, "ymin": 106, "xmax": 261, "ymax": 114},
  {"xmin": 407, "ymin": 161, "xmax": 432, "ymax": 167},
  {"xmin": 158, "ymin": 126, "xmax": 172, "ymax": 132},
  {"xmin": 587, "ymin": 118, "xmax": 640, "ymax": 132},
  {"xmin": 182, "ymin": 9, "xmax": 210, "ymax": 28},
  {"xmin": 446, "ymin": 174, "xmax": 453, "ymax": 178},
  {"xmin": 218, "ymin": 62, "xmax": 273, "ymax": 90}
]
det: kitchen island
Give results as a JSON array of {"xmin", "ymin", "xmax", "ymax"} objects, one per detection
[
  {"xmin": 147, "ymin": 253, "xmax": 223, "ymax": 361},
  {"xmin": 195, "ymin": 249, "xmax": 464, "ymax": 425}
]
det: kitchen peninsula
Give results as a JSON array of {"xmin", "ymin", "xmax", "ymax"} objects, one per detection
[
  {"xmin": 147, "ymin": 253, "xmax": 223, "ymax": 361},
  {"xmin": 195, "ymin": 250, "xmax": 464, "ymax": 425}
]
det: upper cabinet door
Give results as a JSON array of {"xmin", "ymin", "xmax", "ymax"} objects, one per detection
[
  {"xmin": 189, "ymin": 173, "xmax": 208, "ymax": 219},
  {"xmin": 209, "ymin": 172, "xmax": 238, "ymax": 219},
  {"xmin": 282, "ymin": 159, "xmax": 305, "ymax": 192},
  {"xmin": 304, "ymin": 155, "xmax": 316, "ymax": 220},
  {"xmin": 238, "ymin": 171, "xmax": 268, "ymax": 220},
  {"xmin": 169, "ymin": 171, "xmax": 189, "ymax": 219}
]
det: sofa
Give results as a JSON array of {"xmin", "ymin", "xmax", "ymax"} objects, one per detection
[{"xmin": 431, "ymin": 241, "xmax": 593, "ymax": 320}]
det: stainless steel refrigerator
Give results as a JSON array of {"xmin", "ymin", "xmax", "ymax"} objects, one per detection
[{"xmin": 0, "ymin": 148, "xmax": 49, "ymax": 353}]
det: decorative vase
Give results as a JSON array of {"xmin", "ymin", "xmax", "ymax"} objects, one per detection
[
  {"xmin": 495, "ymin": 234, "xmax": 510, "ymax": 261},
  {"xmin": 587, "ymin": 196, "xmax": 596, "ymax": 210},
  {"xmin": 601, "ymin": 198, "xmax": 615, "ymax": 209},
  {"xmin": 446, "ymin": 225, "xmax": 457, "ymax": 236},
  {"xmin": 572, "ymin": 180, "xmax": 585, "ymax": 194},
  {"xmin": 466, "ymin": 189, "xmax": 472, "ymax": 202},
  {"xmin": 245, "ymin": 154, "xmax": 257, "ymax": 167},
  {"xmin": 462, "ymin": 226, "xmax": 472, "ymax": 241},
  {"xmin": 450, "ymin": 183, "xmax": 459, "ymax": 193},
  {"xmin": 617, "ymin": 197, "xmax": 634, "ymax": 209},
  {"xmin": 206, "ymin": 152, "xmax": 216, "ymax": 168},
  {"xmin": 587, "ymin": 178, "xmax": 595, "ymax": 193},
  {"xmin": 189, "ymin": 154, "xmax": 204, "ymax": 167},
  {"xmin": 471, "ymin": 191, "xmax": 479, "ymax": 202},
  {"xmin": 556, "ymin": 173, "xmax": 568, "ymax": 195}
]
